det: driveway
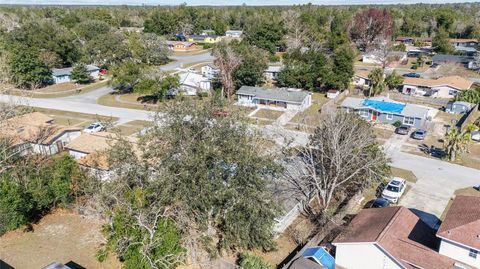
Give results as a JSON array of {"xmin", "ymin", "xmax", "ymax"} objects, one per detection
[
  {"xmin": 385, "ymin": 136, "xmax": 480, "ymax": 228},
  {"xmin": 161, "ymin": 51, "xmax": 214, "ymax": 71}
]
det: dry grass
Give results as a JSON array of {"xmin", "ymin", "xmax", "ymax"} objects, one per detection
[
  {"xmin": 32, "ymin": 107, "xmax": 118, "ymax": 127},
  {"xmin": 252, "ymin": 109, "xmax": 284, "ymax": 120},
  {"xmin": 112, "ymin": 120, "xmax": 151, "ymax": 136},
  {"xmin": 289, "ymin": 93, "xmax": 329, "ymax": 126},
  {"xmin": 7, "ymin": 80, "xmax": 109, "ymax": 99},
  {"xmin": 0, "ymin": 210, "xmax": 121, "ymax": 269},
  {"xmin": 373, "ymin": 127, "xmax": 394, "ymax": 140},
  {"xmin": 429, "ymin": 63, "xmax": 480, "ymax": 79},
  {"xmin": 97, "ymin": 93, "xmax": 159, "ymax": 111},
  {"xmin": 390, "ymin": 167, "xmax": 418, "ymax": 183}
]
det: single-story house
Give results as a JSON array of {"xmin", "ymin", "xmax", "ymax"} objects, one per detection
[
  {"xmin": 1, "ymin": 112, "xmax": 81, "ymax": 156},
  {"xmin": 449, "ymin": 38, "xmax": 478, "ymax": 48},
  {"xmin": 264, "ymin": 64, "xmax": 283, "ymax": 82},
  {"xmin": 333, "ymin": 206, "xmax": 463, "ymax": 269},
  {"xmin": 178, "ymin": 72, "xmax": 211, "ymax": 96},
  {"xmin": 52, "ymin": 65, "xmax": 100, "ymax": 84},
  {"xmin": 186, "ymin": 35, "xmax": 222, "ymax": 44},
  {"xmin": 407, "ymin": 47, "xmax": 432, "ymax": 57},
  {"xmin": 166, "ymin": 41, "xmax": 198, "ymax": 52},
  {"xmin": 341, "ymin": 97, "xmax": 433, "ymax": 128},
  {"xmin": 446, "ymin": 101, "xmax": 474, "ymax": 114},
  {"xmin": 289, "ymin": 247, "xmax": 335, "ymax": 269},
  {"xmin": 395, "ymin": 36, "xmax": 414, "ymax": 44},
  {"xmin": 201, "ymin": 64, "xmax": 219, "ymax": 80},
  {"xmin": 352, "ymin": 70, "xmax": 371, "ymax": 88},
  {"xmin": 65, "ymin": 132, "xmax": 138, "ymax": 180},
  {"xmin": 401, "ymin": 76, "xmax": 473, "ymax": 98},
  {"xmin": 432, "ymin": 54, "xmax": 476, "ymax": 69},
  {"xmin": 201, "ymin": 29, "xmax": 216, "ymax": 36},
  {"xmin": 225, "ymin": 30, "xmax": 243, "ymax": 38},
  {"xmin": 326, "ymin": 90, "xmax": 340, "ymax": 99},
  {"xmin": 437, "ymin": 195, "xmax": 480, "ymax": 268},
  {"xmin": 362, "ymin": 51, "xmax": 407, "ymax": 66},
  {"xmin": 454, "ymin": 46, "xmax": 478, "ymax": 56},
  {"xmin": 237, "ymin": 86, "xmax": 312, "ymax": 111}
]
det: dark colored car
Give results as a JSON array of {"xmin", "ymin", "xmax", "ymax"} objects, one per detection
[
  {"xmin": 412, "ymin": 129, "xmax": 427, "ymax": 140},
  {"xmin": 403, "ymin": 72, "xmax": 421, "ymax": 78},
  {"xmin": 368, "ymin": 198, "xmax": 391, "ymax": 208},
  {"xmin": 396, "ymin": 125, "xmax": 411, "ymax": 135}
]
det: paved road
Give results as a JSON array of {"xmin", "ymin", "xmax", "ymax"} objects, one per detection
[
  {"xmin": 161, "ymin": 51, "xmax": 214, "ymax": 71},
  {"xmin": 58, "ymin": 86, "xmax": 113, "ymax": 104}
]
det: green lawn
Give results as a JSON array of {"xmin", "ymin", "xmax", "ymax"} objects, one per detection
[{"xmin": 7, "ymin": 80, "xmax": 109, "ymax": 99}]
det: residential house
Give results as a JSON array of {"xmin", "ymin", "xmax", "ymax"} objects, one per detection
[
  {"xmin": 0, "ymin": 112, "xmax": 81, "ymax": 156},
  {"xmin": 352, "ymin": 70, "xmax": 371, "ymax": 88},
  {"xmin": 362, "ymin": 51, "xmax": 407, "ymax": 66},
  {"xmin": 264, "ymin": 64, "xmax": 283, "ymax": 82},
  {"xmin": 437, "ymin": 196, "xmax": 480, "ymax": 268},
  {"xmin": 166, "ymin": 41, "xmax": 198, "ymax": 52},
  {"xmin": 395, "ymin": 36, "xmax": 432, "ymax": 46},
  {"xmin": 341, "ymin": 97, "xmax": 433, "ymax": 128},
  {"xmin": 401, "ymin": 76, "xmax": 473, "ymax": 98},
  {"xmin": 225, "ymin": 30, "xmax": 243, "ymax": 38},
  {"xmin": 237, "ymin": 86, "xmax": 312, "ymax": 111},
  {"xmin": 65, "ymin": 132, "xmax": 138, "ymax": 179},
  {"xmin": 201, "ymin": 29, "xmax": 216, "ymax": 36},
  {"xmin": 326, "ymin": 90, "xmax": 340, "ymax": 99},
  {"xmin": 186, "ymin": 35, "xmax": 222, "ymax": 44},
  {"xmin": 201, "ymin": 64, "xmax": 219, "ymax": 80},
  {"xmin": 454, "ymin": 46, "xmax": 478, "ymax": 56},
  {"xmin": 52, "ymin": 65, "xmax": 100, "ymax": 84},
  {"xmin": 395, "ymin": 36, "xmax": 415, "ymax": 44},
  {"xmin": 178, "ymin": 72, "xmax": 211, "ymax": 96},
  {"xmin": 289, "ymin": 247, "xmax": 335, "ymax": 269},
  {"xmin": 446, "ymin": 101, "xmax": 474, "ymax": 114},
  {"xmin": 432, "ymin": 54, "xmax": 476, "ymax": 69},
  {"xmin": 449, "ymin": 38, "xmax": 478, "ymax": 48},
  {"xmin": 333, "ymin": 206, "xmax": 463, "ymax": 269}
]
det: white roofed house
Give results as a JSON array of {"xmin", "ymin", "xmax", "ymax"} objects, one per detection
[
  {"xmin": 201, "ymin": 64, "xmax": 220, "ymax": 80},
  {"xmin": 352, "ymin": 70, "xmax": 371, "ymax": 88},
  {"xmin": 236, "ymin": 86, "xmax": 312, "ymax": 112},
  {"xmin": 225, "ymin": 30, "xmax": 243, "ymax": 38},
  {"xmin": 52, "ymin": 65, "xmax": 100, "ymax": 84},
  {"xmin": 177, "ymin": 72, "xmax": 211, "ymax": 96}
]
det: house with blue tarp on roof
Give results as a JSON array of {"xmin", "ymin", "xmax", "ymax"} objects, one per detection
[
  {"xmin": 340, "ymin": 97, "xmax": 434, "ymax": 129},
  {"xmin": 288, "ymin": 247, "xmax": 335, "ymax": 269}
]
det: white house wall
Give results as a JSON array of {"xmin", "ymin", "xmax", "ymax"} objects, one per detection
[
  {"xmin": 439, "ymin": 239, "xmax": 480, "ymax": 268},
  {"xmin": 68, "ymin": 150, "xmax": 87, "ymax": 160},
  {"xmin": 31, "ymin": 131, "xmax": 81, "ymax": 156},
  {"xmin": 335, "ymin": 243, "xmax": 402, "ymax": 269}
]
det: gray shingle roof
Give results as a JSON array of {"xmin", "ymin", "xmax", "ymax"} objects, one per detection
[
  {"xmin": 432, "ymin": 54, "xmax": 474, "ymax": 64},
  {"xmin": 341, "ymin": 97, "xmax": 430, "ymax": 118},
  {"xmin": 237, "ymin": 86, "xmax": 310, "ymax": 104},
  {"xmin": 52, "ymin": 65, "xmax": 100, "ymax": 77}
]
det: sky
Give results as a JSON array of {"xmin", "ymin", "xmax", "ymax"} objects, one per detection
[{"xmin": 2, "ymin": 0, "xmax": 480, "ymax": 5}]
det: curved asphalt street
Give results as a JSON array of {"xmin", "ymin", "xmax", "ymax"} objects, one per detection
[{"xmin": 160, "ymin": 50, "xmax": 214, "ymax": 71}]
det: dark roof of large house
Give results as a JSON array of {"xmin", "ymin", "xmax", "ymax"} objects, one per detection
[
  {"xmin": 432, "ymin": 54, "xmax": 474, "ymax": 64},
  {"xmin": 437, "ymin": 195, "xmax": 480, "ymax": 250},
  {"xmin": 237, "ymin": 86, "xmax": 310, "ymax": 104},
  {"xmin": 288, "ymin": 258, "xmax": 324, "ymax": 269},
  {"xmin": 334, "ymin": 206, "xmax": 459, "ymax": 269}
]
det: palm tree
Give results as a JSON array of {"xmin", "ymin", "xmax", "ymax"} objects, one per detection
[
  {"xmin": 385, "ymin": 71, "xmax": 404, "ymax": 90},
  {"xmin": 444, "ymin": 124, "xmax": 476, "ymax": 161},
  {"xmin": 368, "ymin": 68, "xmax": 386, "ymax": 96}
]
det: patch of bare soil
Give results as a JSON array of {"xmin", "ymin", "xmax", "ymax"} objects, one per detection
[{"xmin": 0, "ymin": 209, "xmax": 121, "ymax": 269}]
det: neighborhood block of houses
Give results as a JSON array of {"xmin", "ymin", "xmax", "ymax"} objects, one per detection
[
  {"xmin": 400, "ymin": 75, "xmax": 473, "ymax": 98},
  {"xmin": 237, "ymin": 86, "xmax": 312, "ymax": 111}
]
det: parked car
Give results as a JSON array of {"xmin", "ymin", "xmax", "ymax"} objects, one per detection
[
  {"xmin": 367, "ymin": 198, "xmax": 391, "ymax": 208},
  {"xmin": 83, "ymin": 122, "xmax": 104, "ymax": 133},
  {"xmin": 402, "ymin": 72, "xmax": 421, "ymax": 78},
  {"xmin": 472, "ymin": 131, "xmax": 480, "ymax": 142},
  {"xmin": 412, "ymin": 129, "xmax": 427, "ymax": 140},
  {"xmin": 396, "ymin": 125, "xmax": 411, "ymax": 135},
  {"xmin": 381, "ymin": 177, "xmax": 407, "ymax": 203}
]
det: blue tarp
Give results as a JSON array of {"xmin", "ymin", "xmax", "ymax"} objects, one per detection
[
  {"xmin": 362, "ymin": 99, "xmax": 405, "ymax": 114},
  {"xmin": 302, "ymin": 247, "xmax": 335, "ymax": 269}
]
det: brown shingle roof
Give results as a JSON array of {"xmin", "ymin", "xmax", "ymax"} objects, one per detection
[
  {"xmin": 354, "ymin": 70, "xmax": 371, "ymax": 80},
  {"xmin": 403, "ymin": 76, "xmax": 473, "ymax": 90},
  {"xmin": 0, "ymin": 112, "xmax": 80, "ymax": 146},
  {"xmin": 334, "ymin": 207, "xmax": 459, "ymax": 269},
  {"xmin": 437, "ymin": 196, "xmax": 480, "ymax": 250}
]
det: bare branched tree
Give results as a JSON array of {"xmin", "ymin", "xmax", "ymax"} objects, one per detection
[
  {"xmin": 281, "ymin": 112, "xmax": 389, "ymax": 218},
  {"xmin": 213, "ymin": 43, "xmax": 242, "ymax": 100},
  {"xmin": 282, "ymin": 10, "xmax": 307, "ymax": 51}
]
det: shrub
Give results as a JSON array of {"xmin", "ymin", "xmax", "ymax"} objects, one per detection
[
  {"xmin": 393, "ymin": 121, "xmax": 402, "ymax": 128},
  {"xmin": 238, "ymin": 253, "xmax": 274, "ymax": 269}
]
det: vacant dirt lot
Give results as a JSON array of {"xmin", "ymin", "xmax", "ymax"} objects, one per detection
[{"xmin": 0, "ymin": 210, "xmax": 121, "ymax": 269}]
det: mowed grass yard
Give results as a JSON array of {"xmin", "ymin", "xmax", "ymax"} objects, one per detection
[
  {"xmin": 0, "ymin": 210, "xmax": 121, "ymax": 269},
  {"xmin": 6, "ymin": 80, "xmax": 109, "ymax": 98},
  {"xmin": 32, "ymin": 107, "xmax": 118, "ymax": 128},
  {"xmin": 289, "ymin": 92, "xmax": 329, "ymax": 126},
  {"xmin": 112, "ymin": 120, "xmax": 152, "ymax": 136}
]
